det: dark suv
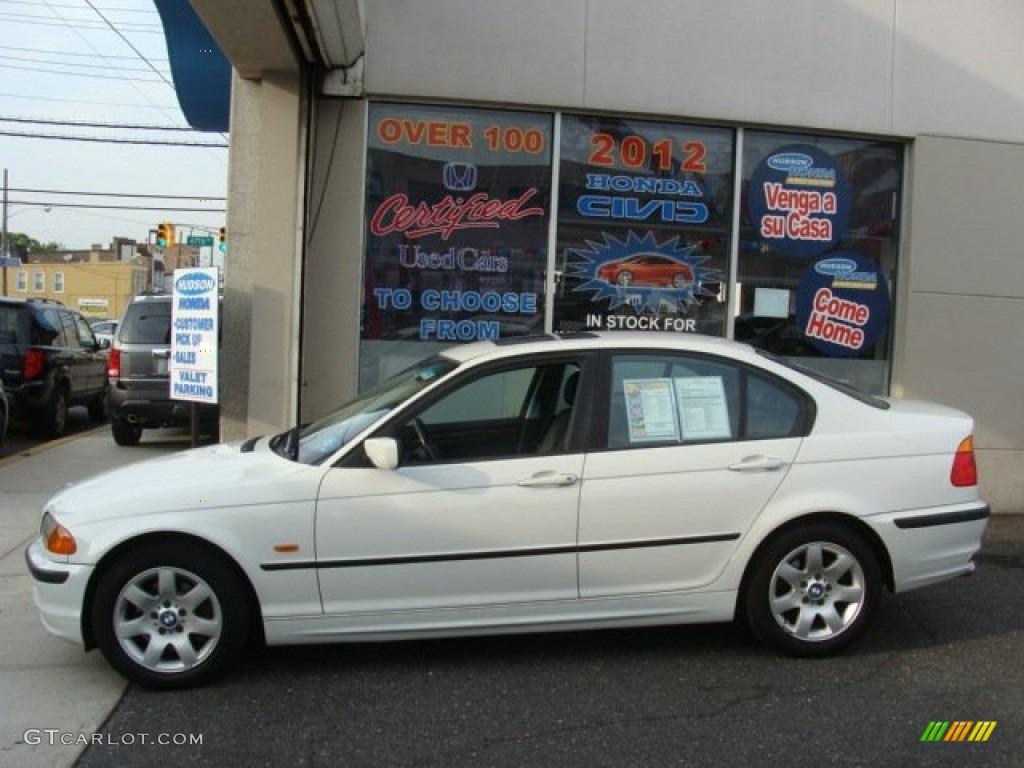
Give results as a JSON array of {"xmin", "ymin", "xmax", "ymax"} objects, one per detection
[
  {"xmin": 107, "ymin": 293, "xmax": 219, "ymax": 446},
  {"xmin": 0, "ymin": 297, "xmax": 109, "ymax": 437}
]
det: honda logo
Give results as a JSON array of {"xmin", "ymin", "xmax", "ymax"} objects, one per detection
[{"xmin": 443, "ymin": 162, "xmax": 478, "ymax": 191}]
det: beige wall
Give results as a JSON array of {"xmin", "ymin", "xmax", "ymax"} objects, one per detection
[
  {"xmin": 300, "ymin": 99, "xmax": 367, "ymax": 421},
  {"xmin": 895, "ymin": 136, "xmax": 1024, "ymax": 512},
  {"xmin": 1, "ymin": 261, "xmax": 147, "ymax": 320},
  {"xmin": 365, "ymin": 0, "xmax": 1024, "ymax": 145},
  {"xmin": 219, "ymin": 70, "xmax": 306, "ymax": 442}
]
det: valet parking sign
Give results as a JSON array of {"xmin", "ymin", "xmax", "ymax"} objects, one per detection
[{"xmin": 170, "ymin": 267, "xmax": 219, "ymax": 404}]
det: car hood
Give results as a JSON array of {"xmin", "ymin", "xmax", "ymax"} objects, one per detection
[{"xmin": 45, "ymin": 441, "xmax": 321, "ymax": 526}]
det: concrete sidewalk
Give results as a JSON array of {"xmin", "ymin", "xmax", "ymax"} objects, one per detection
[{"xmin": 0, "ymin": 426, "xmax": 192, "ymax": 768}]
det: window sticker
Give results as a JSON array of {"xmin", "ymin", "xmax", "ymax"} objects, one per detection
[
  {"xmin": 674, "ymin": 376, "xmax": 731, "ymax": 440},
  {"xmin": 623, "ymin": 378, "xmax": 680, "ymax": 443}
]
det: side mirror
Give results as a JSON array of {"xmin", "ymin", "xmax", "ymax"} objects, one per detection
[{"xmin": 364, "ymin": 437, "xmax": 399, "ymax": 470}]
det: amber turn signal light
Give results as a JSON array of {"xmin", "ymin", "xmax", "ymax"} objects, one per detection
[{"xmin": 46, "ymin": 523, "xmax": 78, "ymax": 556}]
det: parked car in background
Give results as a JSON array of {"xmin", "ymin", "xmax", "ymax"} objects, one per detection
[
  {"xmin": 89, "ymin": 319, "xmax": 119, "ymax": 347},
  {"xmin": 0, "ymin": 297, "xmax": 108, "ymax": 437},
  {"xmin": 26, "ymin": 332, "xmax": 988, "ymax": 689},
  {"xmin": 106, "ymin": 293, "xmax": 219, "ymax": 446},
  {"xmin": 0, "ymin": 379, "xmax": 9, "ymax": 448}
]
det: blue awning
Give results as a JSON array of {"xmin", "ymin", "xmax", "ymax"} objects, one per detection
[{"xmin": 153, "ymin": 0, "xmax": 231, "ymax": 132}]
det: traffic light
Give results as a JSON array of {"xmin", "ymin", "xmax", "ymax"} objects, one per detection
[
  {"xmin": 156, "ymin": 222, "xmax": 175, "ymax": 248},
  {"xmin": 218, "ymin": 226, "xmax": 227, "ymax": 252}
]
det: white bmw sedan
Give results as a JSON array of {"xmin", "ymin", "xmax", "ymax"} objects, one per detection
[{"xmin": 26, "ymin": 333, "xmax": 989, "ymax": 689}]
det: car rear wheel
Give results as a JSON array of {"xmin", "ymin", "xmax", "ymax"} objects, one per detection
[
  {"xmin": 91, "ymin": 541, "xmax": 251, "ymax": 689},
  {"xmin": 744, "ymin": 523, "xmax": 881, "ymax": 656},
  {"xmin": 40, "ymin": 386, "xmax": 69, "ymax": 438},
  {"xmin": 111, "ymin": 418, "xmax": 142, "ymax": 446},
  {"xmin": 616, "ymin": 270, "xmax": 634, "ymax": 287}
]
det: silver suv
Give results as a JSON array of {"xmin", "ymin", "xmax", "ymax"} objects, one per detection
[{"xmin": 107, "ymin": 294, "xmax": 219, "ymax": 446}]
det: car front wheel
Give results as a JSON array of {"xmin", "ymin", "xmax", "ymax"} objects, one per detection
[
  {"xmin": 91, "ymin": 541, "xmax": 251, "ymax": 689},
  {"xmin": 744, "ymin": 523, "xmax": 881, "ymax": 656}
]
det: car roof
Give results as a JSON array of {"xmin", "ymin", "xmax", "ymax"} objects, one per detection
[{"xmin": 439, "ymin": 331, "xmax": 757, "ymax": 365}]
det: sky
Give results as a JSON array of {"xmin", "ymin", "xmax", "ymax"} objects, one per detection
[{"xmin": 0, "ymin": 0, "xmax": 228, "ymax": 252}]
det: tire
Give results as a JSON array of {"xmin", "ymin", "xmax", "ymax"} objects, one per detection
[
  {"xmin": 744, "ymin": 523, "xmax": 881, "ymax": 657},
  {"xmin": 87, "ymin": 388, "xmax": 108, "ymax": 422},
  {"xmin": 40, "ymin": 386, "xmax": 69, "ymax": 439},
  {"xmin": 111, "ymin": 418, "xmax": 142, "ymax": 446},
  {"xmin": 91, "ymin": 541, "xmax": 251, "ymax": 689}
]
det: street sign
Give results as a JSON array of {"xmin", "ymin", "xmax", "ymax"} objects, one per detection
[{"xmin": 186, "ymin": 235, "xmax": 215, "ymax": 247}]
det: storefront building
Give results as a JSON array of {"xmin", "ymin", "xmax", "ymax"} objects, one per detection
[{"xmin": 189, "ymin": 1, "xmax": 1024, "ymax": 512}]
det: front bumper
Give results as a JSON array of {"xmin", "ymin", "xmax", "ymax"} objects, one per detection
[{"xmin": 24, "ymin": 539, "xmax": 93, "ymax": 647}]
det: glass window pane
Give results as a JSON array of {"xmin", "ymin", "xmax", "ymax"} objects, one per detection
[
  {"xmin": 739, "ymin": 131, "xmax": 902, "ymax": 394},
  {"xmin": 555, "ymin": 116, "xmax": 734, "ymax": 337},
  {"xmin": 359, "ymin": 103, "xmax": 554, "ymax": 391}
]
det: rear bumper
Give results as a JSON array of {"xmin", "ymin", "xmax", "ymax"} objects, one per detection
[
  {"xmin": 108, "ymin": 383, "xmax": 218, "ymax": 428},
  {"xmin": 867, "ymin": 502, "xmax": 990, "ymax": 593},
  {"xmin": 6, "ymin": 379, "xmax": 54, "ymax": 415}
]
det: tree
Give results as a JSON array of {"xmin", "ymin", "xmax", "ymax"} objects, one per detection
[{"xmin": 6, "ymin": 232, "xmax": 62, "ymax": 256}]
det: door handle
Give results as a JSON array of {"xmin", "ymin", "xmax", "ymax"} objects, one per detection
[
  {"xmin": 517, "ymin": 472, "xmax": 579, "ymax": 488},
  {"xmin": 728, "ymin": 455, "xmax": 786, "ymax": 472}
]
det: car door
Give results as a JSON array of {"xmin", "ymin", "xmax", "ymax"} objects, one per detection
[
  {"xmin": 315, "ymin": 356, "xmax": 588, "ymax": 616},
  {"xmin": 578, "ymin": 350, "xmax": 810, "ymax": 598},
  {"xmin": 70, "ymin": 312, "xmax": 107, "ymax": 396}
]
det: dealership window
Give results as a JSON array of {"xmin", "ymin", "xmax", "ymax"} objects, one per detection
[
  {"xmin": 357, "ymin": 105, "xmax": 903, "ymax": 396},
  {"xmin": 360, "ymin": 103, "xmax": 554, "ymax": 390},
  {"xmin": 53, "ymin": 272, "xmax": 64, "ymax": 293},
  {"xmin": 33, "ymin": 272, "xmax": 44, "ymax": 292},
  {"xmin": 737, "ymin": 131, "xmax": 902, "ymax": 394},
  {"xmin": 16, "ymin": 271, "xmax": 27, "ymax": 291},
  {"xmin": 554, "ymin": 116, "xmax": 734, "ymax": 336}
]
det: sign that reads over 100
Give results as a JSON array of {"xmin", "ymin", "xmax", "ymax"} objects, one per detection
[{"xmin": 170, "ymin": 267, "xmax": 219, "ymax": 404}]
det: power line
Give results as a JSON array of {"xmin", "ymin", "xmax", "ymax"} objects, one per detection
[
  {"xmin": 0, "ymin": 52, "xmax": 165, "ymax": 73},
  {"xmin": 9, "ymin": 200, "xmax": 226, "ymax": 213},
  {"xmin": 0, "ymin": 0, "xmax": 157, "ymax": 14},
  {"xmin": 0, "ymin": 129, "xmax": 229, "ymax": 147},
  {"xmin": 82, "ymin": 0, "xmax": 171, "ymax": 87},
  {"xmin": 11, "ymin": 187, "xmax": 225, "ymax": 200},
  {"xmin": 0, "ymin": 91, "xmax": 177, "ymax": 110},
  {"xmin": 0, "ymin": 43, "xmax": 166, "ymax": 60},
  {"xmin": 0, "ymin": 61, "xmax": 164, "ymax": 82},
  {"xmin": 0, "ymin": 9, "xmax": 160, "ymax": 29},
  {"xmin": 1, "ymin": 116, "xmax": 204, "ymax": 132}
]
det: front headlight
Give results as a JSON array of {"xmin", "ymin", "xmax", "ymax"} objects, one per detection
[{"xmin": 41, "ymin": 512, "xmax": 78, "ymax": 556}]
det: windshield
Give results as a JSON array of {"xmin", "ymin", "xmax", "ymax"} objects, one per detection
[{"xmin": 276, "ymin": 356, "xmax": 459, "ymax": 464}]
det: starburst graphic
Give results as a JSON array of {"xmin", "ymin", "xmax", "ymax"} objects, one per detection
[{"xmin": 566, "ymin": 231, "xmax": 721, "ymax": 313}]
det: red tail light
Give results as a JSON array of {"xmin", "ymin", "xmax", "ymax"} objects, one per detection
[
  {"xmin": 950, "ymin": 436, "xmax": 978, "ymax": 487},
  {"xmin": 23, "ymin": 348, "xmax": 45, "ymax": 379},
  {"xmin": 107, "ymin": 347, "xmax": 121, "ymax": 380}
]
